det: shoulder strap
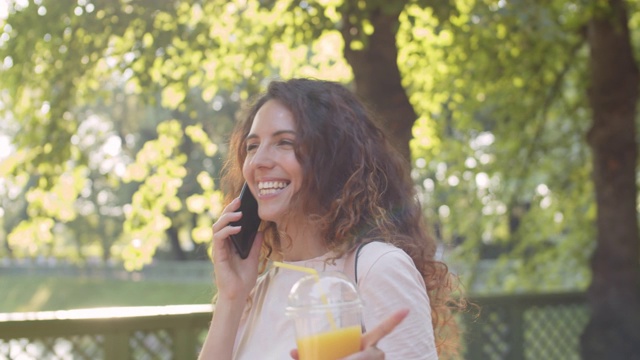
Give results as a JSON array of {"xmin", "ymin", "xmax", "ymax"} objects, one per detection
[
  {"xmin": 345, "ymin": 242, "xmax": 373, "ymax": 334},
  {"xmin": 343, "ymin": 242, "xmax": 373, "ymax": 285},
  {"xmin": 354, "ymin": 242, "xmax": 370, "ymax": 285}
]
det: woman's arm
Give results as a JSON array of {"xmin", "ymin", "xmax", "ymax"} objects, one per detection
[
  {"xmin": 198, "ymin": 298, "xmax": 247, "ymax": 360},
  {"xmin": 357, "ymin": 244, "xmax": 438, "ymax": 359},
  {"xmin": 198, "ymin": 198, "xmax": 264, "ymax": 360}
]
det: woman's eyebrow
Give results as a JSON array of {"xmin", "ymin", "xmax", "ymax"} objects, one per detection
[
  {"xmin": 273, "ymin": 130, "xmax": 297, "ymax": 137},
  {"xmin": 245, "ymin": 129, "xmax": 297, "ymax": 141}
]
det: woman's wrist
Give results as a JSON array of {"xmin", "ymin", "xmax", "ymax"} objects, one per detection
[
  {"xmin": 214, "ymin": 296, "xmax": 246, "ymax": 319},
  {"xmin": 199, "ymin": 297, "xmax": 246, "ymax": 360},
  {"xmin": 215, "ymin": 284, "xmax": 252, "ymax": 304}
]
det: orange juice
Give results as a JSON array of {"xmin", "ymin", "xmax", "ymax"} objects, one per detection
[{"xmin": 296, "ymin": 325, "xmax": 362, "ymax": 360}]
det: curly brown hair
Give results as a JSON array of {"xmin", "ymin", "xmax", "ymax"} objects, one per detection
[{"xmin": 220, "ymin": 78, "xmax": 463, "ymax": 357}]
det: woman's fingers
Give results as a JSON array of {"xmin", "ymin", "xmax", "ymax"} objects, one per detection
[
  {"xmin": 212, "ymin": 197, "xmax": 244, "ymax": 261},
  {"xmin": 212, "ymin": 225, "xmax": 241, "ymax": 259},
  {"xmin": 213, "ymin": 223, "xmax": 241, "ymax": 243},
  {"xmin": 340, "ymin": 346, "xmax": 384, "ymax": 360},
  {"xmin": 337, "ymin": 309, "xmax": 409, "ymax": 359},
  {"xmin": 361, "ymin": 308, "xmax": 410, "ymax": 349},
  {"xmin": 291, "ymin": 342, "xmax": 383, "ymax": 360},
  {"xmin": 212, "ymin": 198, "xmax": 242, "ymax": 233}
]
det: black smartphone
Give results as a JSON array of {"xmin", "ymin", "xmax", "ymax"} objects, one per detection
[{"xmin": 229, "ymin": 183, "xmax": 261, "ymax": 259}]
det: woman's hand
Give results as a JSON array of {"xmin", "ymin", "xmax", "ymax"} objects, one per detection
[
  {"xmin": 342, "ymin": 308, "xmax": 409, "ymax": 359},
  {"xmin": 211, "ymin": 197, "xmax": 263, "ymax": 303},
  {"xmin": 290, "ymin": 308, "xmax": 409, "ymax": 360}
]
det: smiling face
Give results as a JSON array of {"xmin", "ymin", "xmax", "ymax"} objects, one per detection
[{"xmin": 242, "ymin": 99, "xmax": 303, "ymax": 224}]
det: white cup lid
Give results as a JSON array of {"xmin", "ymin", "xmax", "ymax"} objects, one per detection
[{"xmin": 285, "ymin": 271, "xmax": 362, "ymax": 315}]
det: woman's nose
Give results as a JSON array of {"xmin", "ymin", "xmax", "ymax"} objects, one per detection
[{"xmin": 249, "ymin": 144, "xmax": 275, "ymax": 168}]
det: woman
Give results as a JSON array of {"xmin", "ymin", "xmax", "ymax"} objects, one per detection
[{"xmin": 199, "ymin": 79, "xmax": 460, "ymax": 359}]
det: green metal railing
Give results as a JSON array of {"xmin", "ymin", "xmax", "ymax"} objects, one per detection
[
  {"xmin": 0, "ymin": 305, "xmax": 212, "ymax": 359},
  {"xmin": 0, "ymin": 293, "xmax": 587, "ymax": 359},
  {"xmin": 463, "ymin": 292, "xmax": 588, "ymax": 360}
]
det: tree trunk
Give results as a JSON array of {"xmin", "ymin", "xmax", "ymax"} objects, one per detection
[
  {"xmin": 1, "ymin": 236, "xmax": 13, "ymax": 257},
  {"xmin": 167, "ymin": 225, "xmax": 187, "ymax": 261},
  {"xmin": 581, "ymin": 0, "xmax": 640, "ymax": 358},
  {"xmin": 340, "ymin": 1, "xmax": 416, "ymax": 162}
]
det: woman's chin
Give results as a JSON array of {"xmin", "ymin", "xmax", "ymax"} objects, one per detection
[{"xmin": 257, "ymin": 211, "xmax": 280, "ymax": 224}]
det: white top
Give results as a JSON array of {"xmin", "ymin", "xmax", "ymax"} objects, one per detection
[{"xmin": 232, "ymin": 242, "xmax": 438, "ymax": 359}]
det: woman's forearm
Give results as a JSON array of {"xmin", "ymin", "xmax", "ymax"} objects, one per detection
[{"xmin": 198, "ymin": 299, "xmax": 245, "ymax": 360}]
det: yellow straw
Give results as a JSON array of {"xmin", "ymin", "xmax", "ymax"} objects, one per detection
[
  {"xmin": 273, "ymin": 261, "xmax": 319, "ymax": 277},
  {"xmin": 273, "ymin": 261, "xmax": 337, "ymax": 330}
]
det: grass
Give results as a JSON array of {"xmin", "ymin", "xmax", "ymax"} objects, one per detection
[{"xmin": 0, "ymin": 275, "xmax": 216, "ymax": 313}]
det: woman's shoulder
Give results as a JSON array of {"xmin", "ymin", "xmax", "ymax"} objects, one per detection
[
  {"xmin": 357, "ymin": 241, "xmax": 412, "ymax": 263},
  {"xmin": 356, "ymin": 241, "xmax": 418, "ymax": 278}
]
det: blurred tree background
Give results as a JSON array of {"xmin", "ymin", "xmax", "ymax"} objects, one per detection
[{"xmin": 0, "ymin": 0, "xmax": 639, "ymax": 357}]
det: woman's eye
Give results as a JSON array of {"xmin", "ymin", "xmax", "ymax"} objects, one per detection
[
  {"xmin": 278, "ymin": 139, "xmax": 295, "ymax": 147},
  {"xmin": 246, "ymin": 143, "xmax": 258, "ymax": 152}
]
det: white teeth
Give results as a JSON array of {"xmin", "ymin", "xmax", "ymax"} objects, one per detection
[{"xmin": 258, "ymin": 181, "xmax": 289, "ymax": 193}]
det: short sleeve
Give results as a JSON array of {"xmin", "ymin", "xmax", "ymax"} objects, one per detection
[{"xmin": 356, "ymin": 243, "xmax": 438, "ymax": 359}]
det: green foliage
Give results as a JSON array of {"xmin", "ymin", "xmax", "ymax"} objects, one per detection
[
  {"xmin": 0, "ymin": 0, "xmax": 637, "ymax": 294},
  {"xmin": 120, "ymin": 120, "xmax": 187, "ymax": 270},
  {"xmin": 400, "ymin": 0, "xmax": 601, "ymax": 292},
  {"xmin": 0, "ymin": 0, "xmax": 353, "ymax": 268}
]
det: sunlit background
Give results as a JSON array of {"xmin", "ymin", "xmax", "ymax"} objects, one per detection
[{"xmin": 0, "ymin": 0, "xmax": 639, "ymax": 358}]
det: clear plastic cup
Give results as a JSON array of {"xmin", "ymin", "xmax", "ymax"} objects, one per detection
[{"xmin": 285, "ymin": 271, "xmax": 363, "ymax": 360}]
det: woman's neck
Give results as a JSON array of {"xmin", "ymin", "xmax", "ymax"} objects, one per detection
[{"xmin": 277, "ymin": 218, "xmax": 328, "ymax": 262}]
